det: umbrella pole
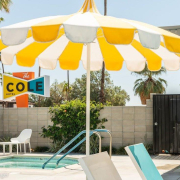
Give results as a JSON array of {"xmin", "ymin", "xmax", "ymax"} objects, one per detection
[{"xmin": 86, "ymin": 43, "xmax": 91, "ymax": 156}]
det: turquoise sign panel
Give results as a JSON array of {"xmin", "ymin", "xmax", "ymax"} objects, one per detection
[
  {"xmin": 28, "ymin": 77, "xmax": 44, "ymax": 95},
  {"xmin": 129, "ymin": 144, "xmax": 163, "ymax": 180}
]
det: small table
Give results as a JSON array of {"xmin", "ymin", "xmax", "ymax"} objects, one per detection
[
  {"xmin": 0, "ymin": 142, "xmax": 21, "ymax": 155},
  {"xmin": 0, "ymin": 142, "xmax": 13, "ymax": 155}
]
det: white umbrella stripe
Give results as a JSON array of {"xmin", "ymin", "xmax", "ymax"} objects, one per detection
[
  {"xmin": 38, "ymin": 35, "xmax": 69, "ymax": 70},
  {"xmin": 1, "ymin": 37, "xmax": 34, "ymax": 65}
]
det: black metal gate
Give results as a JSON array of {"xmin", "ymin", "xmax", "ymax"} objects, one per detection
[{"xmin": 153, "ymin": 94, "xmax": 180, "ymax": 154}]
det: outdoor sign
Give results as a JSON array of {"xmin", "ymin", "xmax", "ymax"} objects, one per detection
[
  {"xmin": 13, "ymin": 72, "xmax": 35, "ymax": 108},
  {"xmin": 3, "ymin": 74, "xmax": 50, "ymax": 100},
  {"xmin": 13, "ymin": 72, "xmax": 35, "ymax": 80}
]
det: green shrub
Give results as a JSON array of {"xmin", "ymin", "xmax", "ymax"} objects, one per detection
[
  {"xmin": 34, "ymin": 146, "xmax": 49, "ymax": 152},
  {"xmin": 144, "ymin": 144, "xmax": 153, "ymax": 153},
  {"xmin": 116, "ymin": 146, "xmax": 127, "ymax": 155},
  {"xmin": 102, "ymin": 146, "xmax": 117, "ymax": 154},
  {"xmin": 79, "ymin": 134, "xmax": 100, "ymax": 154},
  {"xmin": 102, "ymin": 144, "xmax": 152, "ymax": 155},
  {"xmin": 41, "ymin": 100, "xmax": 107, "ymax": 153},
  {"xmin": 48, "ymin": 141, "xmax": 68, "ymax": 153}
]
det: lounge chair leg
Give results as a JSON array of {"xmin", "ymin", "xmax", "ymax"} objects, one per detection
[
  {"xmin": 24, "ymin": 143, "xmax": 26, "ymax": 154},
  {"xmin": 29, "ymin": 143, "xmax": 31, "ymax": 153},
  {"xmin": 17, "ymin": 144, "xmax": 18, "ymax": 155}
]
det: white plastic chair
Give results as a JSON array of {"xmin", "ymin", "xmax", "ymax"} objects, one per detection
[{"xmin": 11, "ymin": 129, "xmax": 32, "ymax": 154}]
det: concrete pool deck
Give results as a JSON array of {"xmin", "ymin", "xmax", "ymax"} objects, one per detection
[{"xmin": 0, "ymin": 153, "xmax": 180, "ymax": 180}]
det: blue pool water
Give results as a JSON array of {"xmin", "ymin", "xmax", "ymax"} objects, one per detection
[{"xmin": 0, "ymin": 156, "xmax": 78, "ymax": 170}]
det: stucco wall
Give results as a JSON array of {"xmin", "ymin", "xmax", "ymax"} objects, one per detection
[
  {"xmin": 101, "ymin": 99, "xmax": 153, "ymax": 148},
  {"xmin": 0, "ymin": 107, "xmax": 52, "ymax": 149},
  {"xmin": 0, "ymin": 98, "xmax": 153, "ymax": 149}
]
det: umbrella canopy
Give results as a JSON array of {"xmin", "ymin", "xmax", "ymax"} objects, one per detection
[{"xmin": 1, "ymin": 0, "xmax": 180, "ymax": 72}]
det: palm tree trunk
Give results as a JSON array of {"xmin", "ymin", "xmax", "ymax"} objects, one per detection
[
  {"xmin": 104, "ymin": 0, "xmax": 107, "ymax": 15},
  {"xmin": 67, "ymin": 70, "xmax": 70, "ymax": 101},
  {"xmin": 100, "ymin": 0, "xmax": 107, "ymax": 104}
]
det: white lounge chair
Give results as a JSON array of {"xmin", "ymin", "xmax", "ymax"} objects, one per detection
[
  {"xmin": 79, "ymin": 152, "xmax": 122, "ymax": 180},
  {"xmin": 125, "ymin": 143, "xmax": 163, "ymax": 180},
  {"xmin": 11, "ymin": 129, "xmax": 32, "ymax": 154}
]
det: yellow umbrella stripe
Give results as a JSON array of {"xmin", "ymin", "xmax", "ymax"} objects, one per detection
[
  {"xmin": 0, "ymin": 40, "xmax": 7, "ymax": 51},
  {"xmin": 27, "ymin": 30, "xmax": 32, "ymax": 38},
  {"xmin": 32, "ymin": 25, "xmax": 61, "ymax": 42},
  {"xmin": 91, "ymin": 0, "xmax": 99, "ymax": 13},
  {"xmin": 93, "ymin": 14, "xmax": 136, "ymax": 44},
  {"xmin": 83, "ymin": 0, "xmax": 90, "ymax": 13},
  {"xmin": 98, "ymin": 34, "xmax": 124, "ymax": 71},
  {"xmin": 89, "ymin": 0, "xmax": 97, "ymax": 13},
  {"xmin": 163, "ymin": 35, "xmax": 180, "ymax": 53},
  {"xmin": 103, "ymin": 27, "xmax": 135, "ymax": 44},
  {"xmin": 59, "ymin": 41, "xmax": 83, "ymax": 70},
  {"xmin": 160, "ymin": 41, "xmax": 180, "ymax": 58},
  {"xmin": 78, "ymin": 0, "xmax": 87, "ymax": 12},
  {"xmin": 16, "ymin": 41, "xmax": 55, "ymax": 67},
  {"xmin": 132, "ymin": 40, "xmax": 162, "ymax": 71},
  {"xmin": 79, "ymin": 0, "xmax": 99, "ymax": 13},
  {"xmin": 31, "ymin": 15, "xmax": 71, "ymax": 42},
  {"xmin": 16, "ymin": 30, "xmax": 64, "ymax": 67}
]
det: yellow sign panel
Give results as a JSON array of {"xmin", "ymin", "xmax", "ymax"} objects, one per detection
[{"xmin": 3, "ymin": 75, "xmax": 28, "ymax": 99}]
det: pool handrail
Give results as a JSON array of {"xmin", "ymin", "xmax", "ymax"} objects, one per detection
[
  {"xmin": 55, "ymin": 129, "xmax": 112, "ymax": 166},
  {"xmin": 94, "ymin": 129, "xmax": 112, "ymax": 158},
  {"xmin": 42, "ymin": 130, "xmax": 85, "ymax": 169},
  {"xmin": 42, "ymin": 130, "xmax": 101, "ymax": 169},
  {"xmin": 55, "ymin": 130, "xmax": 101, "ymax": 167}
]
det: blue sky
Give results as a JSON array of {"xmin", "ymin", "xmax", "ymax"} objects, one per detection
[{"xmin": 1, "ymin": 0, "xmax": 180, "ymax": 105}]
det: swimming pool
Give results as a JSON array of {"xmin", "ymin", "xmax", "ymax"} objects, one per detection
[{"xmin": 0, "ymin": 156, "xmax": 78, "ymax": 170}]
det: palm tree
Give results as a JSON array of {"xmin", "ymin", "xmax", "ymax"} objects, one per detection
[
  {"xmin": 132, "ymin": 64, "xmax": 167, "ymax": 105},
  {"xmin": 62, "ymin": 82, "xmax": 72, "ymax": 101},
  {"xmin": 67, "ymin": 70, "xmax": 70, "ymax": 100},
  {"xmin": 0, "ymin": 0, "xmax": 12, "ymax": 22},
  {"xmin": 100, "ymin": 0, "xmax": 107, "ymax": 104}
]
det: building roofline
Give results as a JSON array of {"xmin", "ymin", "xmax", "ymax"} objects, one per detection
[{"xmin": 160, "ymin": 25, "xmax": 180, "ymax": 30}]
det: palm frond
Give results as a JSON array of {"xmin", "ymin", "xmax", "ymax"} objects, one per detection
[
  {"xmin": 0, "ymin": 0, "xmax": 12, "ymax": 12},
  {"xmin": 134, "ymin": 78, "xmax": 143, "ymax": 84},
  {"xmin": 132, "ymin": 63, "xmax": 167, "ymax": 99},
  {"xmin": 158, "ymin": 78, "xmax": 168, "ymax": 87},
  {"xmin": 151, "ymin": 67, "xmax": 167, "ymax": 76}
]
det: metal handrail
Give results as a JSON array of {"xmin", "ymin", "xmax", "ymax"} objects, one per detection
[
  {"xmin": 94, "ymin": 129, "xmax": 112, "ymax": 158},
  {"xmin": 42, "ymin": 130, "xmax": 86, "ymax": 169},
  {"xmin": 56, "ymin": 131, "xmax": 101, "ymax": 167},
  {"xmin": 42, "ymin": 130, "xmax": 101, "ymax": 169}
]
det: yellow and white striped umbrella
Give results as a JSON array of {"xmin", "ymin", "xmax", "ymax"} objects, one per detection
[
  {"xmin": 1, "ymin": 0, "xmax": 180, "ymax": 72},
  {"xmin": 1, "ymin": 0, "xmax": 180, "ymax": 158}
]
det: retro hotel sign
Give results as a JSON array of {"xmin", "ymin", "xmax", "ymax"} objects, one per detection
[{"xmin": 3, "ymin": 74, "xmax": 50, "ymax": 100}]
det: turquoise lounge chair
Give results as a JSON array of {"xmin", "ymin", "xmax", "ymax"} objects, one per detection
[{"xmin": 125, "ymin": 143, "xmax": 163, "ymax": 180}]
